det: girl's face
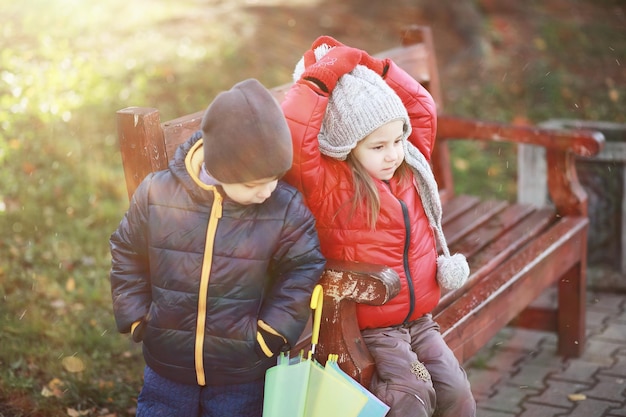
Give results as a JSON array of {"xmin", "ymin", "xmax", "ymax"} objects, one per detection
[
  {"xmin": 351, "ymin": 120, "xmax": 405, "ymax": 181},
  {"xmin": 220, "ymin": 177, "xmax": 278, "ymax": 205}
]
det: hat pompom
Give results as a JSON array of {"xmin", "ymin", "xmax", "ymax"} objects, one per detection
[{"xmin": 436, "ymin": 253, "xmax": 470, "ymax": 290}]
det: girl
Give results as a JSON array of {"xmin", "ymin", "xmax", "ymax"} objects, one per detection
[{"xmin": 281, "ymin": 38, "xmax": 475, "ymax": 417}]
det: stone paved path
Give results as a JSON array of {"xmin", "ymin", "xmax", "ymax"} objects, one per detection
[{"xmin": 465, "ymin": 290, "xmax": 626, "ymax": 416}]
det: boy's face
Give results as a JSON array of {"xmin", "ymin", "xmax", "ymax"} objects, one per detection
[
  {"xmin": 351, "ymin": 120, "xmax": 405, "ymax": 181},
  {"xmin": 220, "ymin": 177, "xmax": 279, "ymax": 205}
]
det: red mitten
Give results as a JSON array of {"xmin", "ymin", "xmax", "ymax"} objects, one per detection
[
  {"xmin": 360, "ymin": 52, "xmax": 390, "ymax": 78},
  {"xmin": 302, "ymin": 48, "xmax": 317, "ymax": 69},
  {"xmin": 310, "ymin": 35, "xmax": 389, "ymax": 78},
  {"xmin": 311, "ymin": 35, "xmax": 346, "ymax": 50},
  {"xmin": 297, "ymin": 46, "xmax": 361, "ymax": 96}
]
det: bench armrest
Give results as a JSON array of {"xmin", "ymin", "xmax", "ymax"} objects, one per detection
[
  {"xmin": 321, "ymin": 259, "xmax": 401, "ymax": 305},
  {"xmin": 437, "ymin": 114, "xmax": 606, "ymax": 217},
  {"xmin": 307, "ymin": 259, "xmax": 400, "ymax": 387},
  {"xmin": 437, "ymin": 114, "xmax": 605, "ymax": 157}
]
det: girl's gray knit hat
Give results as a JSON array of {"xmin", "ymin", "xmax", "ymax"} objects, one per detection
[
  {"xmin": 294, "ymin": 44, "xmax": 411, "ymax": 160},
  {"xmin": 293, "ymin": 44, "xmax": 470, "ymax": 290}
]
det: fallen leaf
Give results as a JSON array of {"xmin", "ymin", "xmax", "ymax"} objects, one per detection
[
  {"xmin": 41, "ymin": 378, "xmax": 64, "ymax": 398},
  {"xmin": 22, "ymin": 162, "xmax": 36, "ymax": 175},
  {"xmin": 511, "ymin": 115, "xmax": 531, "ymax": 126},
  {"xmin": 99, "ymin": 412, "xmax": 117, "ymax": 417},
  {"xmin": 98, "ymin": 379, "xmax": 114, "ymax": 389},
  {"xmin": 67, "ymin": 408, "xmax": 92, "ymax": 416},
  {"xmin": 453, "ymin": 158, "xmax": 469, "ymax": 172},
  {"xmin": 66, "ymin": 277, "xmax": 76, "ymax": 292},
  {"xmin": 533, "ymin": 37, "xmax": 547, "ymax": 51},
  {"xmin": 62, "ymin": 356, "xmax": 85, "ymax": 373},
  {"xmin": 41, "ymin": 386, "xmax": 54, "ymax": 398},
  {"xmin": 9, "ymin": 139, "xmax": 21, "ymax": 150},
  {"xmin": 568, "ymin": 393, "xmax": 586, "ymax": 402}
]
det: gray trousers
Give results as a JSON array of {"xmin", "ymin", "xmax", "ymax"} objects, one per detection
[{"xmin": 361, "ymin": 315, "xmax": 476, "ymax": 417}]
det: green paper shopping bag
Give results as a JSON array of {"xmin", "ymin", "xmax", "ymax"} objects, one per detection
[{"xmin": 262, "ymin": 285, "xmax": 369, "ymax": 417}]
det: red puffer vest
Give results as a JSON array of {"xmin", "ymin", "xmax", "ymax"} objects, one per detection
[{"xmin": 282, "ymin": 61, "xmax": 440, "ymax": 329}]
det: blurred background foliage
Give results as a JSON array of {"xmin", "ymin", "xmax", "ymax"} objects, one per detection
[{"xmin": 0, "ymin": 0, "xmax": 624, "ymax": 415}]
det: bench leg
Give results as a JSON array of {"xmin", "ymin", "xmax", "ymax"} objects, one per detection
[{"xmin": 557, "ymin": 262, "xmax": 587, "ymax": 357}]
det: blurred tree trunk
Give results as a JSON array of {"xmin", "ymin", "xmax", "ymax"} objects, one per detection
[{"xmin": 419, "ymin": 0, "xmax": 487, "ymax": 62}]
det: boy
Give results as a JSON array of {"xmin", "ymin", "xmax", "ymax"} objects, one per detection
[{"xmin": 109, "ymin": 78, "xmax": 326, "ymax": 416}]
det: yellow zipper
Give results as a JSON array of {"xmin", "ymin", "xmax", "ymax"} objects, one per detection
[{"xmin": 194, "ymin": 190, "xmax": 223, "ymax": 386}]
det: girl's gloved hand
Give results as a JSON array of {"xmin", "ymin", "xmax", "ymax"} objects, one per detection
[
  {"xmin": 310, "ymin": 35, "xmax": 390, "ymax": 78},
  {"xmin": 360, "ymin": 51, "xmax": 390, "ymax": 78},
  {"xmin": 297, "ymin": 46, "xmax": 362, "ymax": 96},
  {"xmin": 311, "ymin": 35, "xmax": 345, "ymax": 50}
]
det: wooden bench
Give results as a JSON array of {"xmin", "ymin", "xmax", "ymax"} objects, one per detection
[{"xmin": 116, "ymin": 25, "xmax": 604, "ymax": 388}]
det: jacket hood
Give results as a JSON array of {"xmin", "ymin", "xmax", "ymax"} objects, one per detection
[{"xmin": 169, "ymin": 130, "xmax": 214, "ymax": 203}]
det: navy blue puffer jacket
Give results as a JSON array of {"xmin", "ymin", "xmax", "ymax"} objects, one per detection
[{"xmin": 110, "ymin": 132, "xmax": 325, "ymax": 386}]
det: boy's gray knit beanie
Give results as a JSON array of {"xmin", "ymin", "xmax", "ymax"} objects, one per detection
[{"xmin": 293, "ymin": 45, "xmax": 470, "ymax": 290}]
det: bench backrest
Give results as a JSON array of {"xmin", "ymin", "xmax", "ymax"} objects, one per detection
[{"xmin": 116, "ymin": 26, "xmax": 453, "ymax": 202}]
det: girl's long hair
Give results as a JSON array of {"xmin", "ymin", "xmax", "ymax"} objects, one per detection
[{"xmin": 344, "ymin": 153, "xmax": 412, "ymax": 229}]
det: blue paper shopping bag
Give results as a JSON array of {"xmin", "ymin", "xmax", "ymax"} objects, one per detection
[
  {"xmin": 325, "ymin": 355, "xmax": 390, "ymax": 417},
  {"xmin": 262, "ymin": 285, "xmax": 369, "ymax": 417}
]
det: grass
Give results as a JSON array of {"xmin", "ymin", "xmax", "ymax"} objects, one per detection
[
  {"xmin": 0, "ymin": 1, "xmax": 238, "ymax": 415},
  {"xmin": 0, "ymin": 0, "xmax": 623, "ymax": 415}
]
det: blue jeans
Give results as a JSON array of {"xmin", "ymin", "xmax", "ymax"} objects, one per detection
[{"xmin": 136, "ymin": 366, "xmax": 264, "ymax": 417}]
